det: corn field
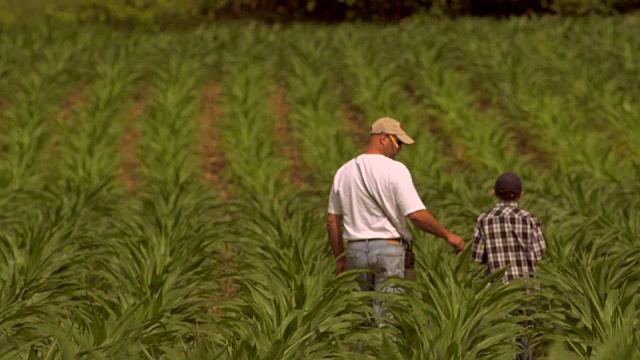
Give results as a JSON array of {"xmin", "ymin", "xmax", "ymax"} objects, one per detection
[{"xmin": 0, "ymin": 16, "xmax": 639, "ymax": 359}]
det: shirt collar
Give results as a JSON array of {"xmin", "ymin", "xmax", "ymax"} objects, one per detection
[{"xmin": 496, "ymin": 200, "xmax": 519, "ymax": 208}]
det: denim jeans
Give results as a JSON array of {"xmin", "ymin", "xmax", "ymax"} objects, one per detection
[{"xmin": 347, "ymin": 239, "xmax": 405, "ymax": 319}]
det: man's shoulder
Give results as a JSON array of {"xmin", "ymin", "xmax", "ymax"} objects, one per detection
[
  {"xmin": 378, "ymin": 156, "xmax": 410, "ymax": 173},
  {"xmin": 360, "ymin": 155, "xmax": 410, "ymax": 175},
  {"xmin": 391, "ymin": 158, "xmax": 410, "ymax": 171},
  {"xmin": 334, "ymin": 158, "xmax": 357, "ymax": 174}
]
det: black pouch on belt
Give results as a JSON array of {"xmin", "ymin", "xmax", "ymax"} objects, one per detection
[
  {"xmin": 403, "ymin": 240, "xmax": 416, "ymax": 280},
  {"xmin": 405, "ymin": 248, "xmax": 415, "ymax": 269}
]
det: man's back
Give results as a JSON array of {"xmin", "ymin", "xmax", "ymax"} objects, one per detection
[{"xmin": 328, "ymin": 154, "xmax": 425, "ymax": 241}]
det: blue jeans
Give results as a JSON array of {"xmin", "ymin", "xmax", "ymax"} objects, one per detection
[{"xmin": 347, "ymin": 239, "xmax": 405, "ymax": 318}]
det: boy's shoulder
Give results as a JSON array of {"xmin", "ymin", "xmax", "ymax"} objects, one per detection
[
  {"xmin": 477, "ymin": 203, "xmax": 541, "ymax": 222},
  {"xmin": 475, "ymin": 210, "xmax": 491, "ymax": 223},
  {"xmin": 513, "ymin": 206, "xmax": 540, "ymax": 220}
]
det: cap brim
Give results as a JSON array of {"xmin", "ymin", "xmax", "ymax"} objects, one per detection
[{"xmin": 397, "ymin": 133, "xmax": 415, "ymax": 144}]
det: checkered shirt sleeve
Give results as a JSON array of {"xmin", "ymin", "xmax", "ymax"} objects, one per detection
[{"xmin": 472, "ymin": 202, "xmax": 546, "ymax": 283}]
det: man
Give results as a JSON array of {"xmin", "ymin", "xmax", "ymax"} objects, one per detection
[
  {"xmin": 327, "ymin": 117, "xmax": 465, "ymax": 317},
  {"xmin": 472, "ymin": 172, "xmax": 546, "ymax": 360}
]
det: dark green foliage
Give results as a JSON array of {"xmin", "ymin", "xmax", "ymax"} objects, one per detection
[{"xmin": 2, "ymin": 0, "xmax": 640, "ymax": 28}]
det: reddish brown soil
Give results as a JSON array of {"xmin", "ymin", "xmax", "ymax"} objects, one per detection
[
  {"xmin": 474, "ymin": 89, "xmax": 494, "ymax": 113},
  {"xmin": 57, "ymin": 87, "xmax": 88, "ymax": 122},
  {"xmin": 208, "ymin": 245, "xmax": 241, "ymax": 316},
  {"xmin": 506, "ymin": 123, "xmax": 555, "ymax": 166},
  {"xmin": 199, "ymin": 84, "xmax": 231, "ymax": 201},
  {"xmin": 270, "ymin": 83, "xmax": 311, "ymax": 187},
  {"xmin": 342, "ymin": 103, "xmax": 369, "ymax": 148},
  {"xmin": 118, "ymin": 90, "xmax": 149, "ymax": 193},
  {"xmin": 614, "ymin": 142, "xmax": 630, "ymax": 155},
  {"xmin": 47, "ymin": 87, "xmax": 90, "ymax": 175}
]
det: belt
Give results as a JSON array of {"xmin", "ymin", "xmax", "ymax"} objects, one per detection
[
  {"xmin": 348, "ymin": 238, "xmax": 401, "ymax": 242},
  {"xmin": 348, "ymin": 238, "xmax": 404, "ymax": 246},
  {"xmin": 348, "ymin": 238, "xmax": 412, "ymax": 250}
]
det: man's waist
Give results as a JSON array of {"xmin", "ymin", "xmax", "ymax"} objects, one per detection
[
  {"xmin": 348, "ymin": 237, "xmax": 402, "ymax": 242},
  {"xmin": 343, "ymin": 228, "xmax": 412, "ymax": 243},
  {"xmin": 347, "ymin": 238, "xmax": 410, "ymax": 248}
]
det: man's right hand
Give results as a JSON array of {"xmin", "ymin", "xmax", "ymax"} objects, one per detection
[
  {"xmin": 335, "ymin": 258, "xmax": 347, "ymax": 275},
  {"xmin": 446, "ymin": 233, "xmax": 465, "ymax": 253}
]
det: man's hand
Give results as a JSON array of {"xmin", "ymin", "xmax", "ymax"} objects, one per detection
[
  {"xmin": 446, "ymin": 232, "xmax": 465, "ymax": 253},
  {"xmin": 407, "ymin": 210, "xmax": 465, "ymax": 254},
  {"xmin": 328, "ymin": 213, "xmax": 345, "ymax": 273},
  {"xmin": 335, "ymin": 258, "xmax": 347, "ymax": 275}
]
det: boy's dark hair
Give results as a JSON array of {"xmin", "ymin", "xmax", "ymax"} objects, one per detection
[{"xmin": 495, "ymin": 172, "xmax": 522, "ymax": 201}]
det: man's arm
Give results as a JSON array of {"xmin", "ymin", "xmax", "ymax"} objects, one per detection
[
  {"xmin": 327, "ymin": 213, "xmax": 347, "ymax": 274},
  {"xmin": 407, "ymin": 209, "xmax": 465, "ymax": 253}
]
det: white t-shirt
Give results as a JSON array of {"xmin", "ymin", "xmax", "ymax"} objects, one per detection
[{"xmin": 328, "ymin": 154, "xmax": 426, "ymax": 241}]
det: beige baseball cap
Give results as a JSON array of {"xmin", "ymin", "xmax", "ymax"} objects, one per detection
[{"xmin": 370, "ymin": 117, "xmax": 415, "ymax": 144}]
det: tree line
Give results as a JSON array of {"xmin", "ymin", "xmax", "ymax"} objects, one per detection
[{"xmin": 0, "ymin": 0, "xmax": 639, "ymax": 28}]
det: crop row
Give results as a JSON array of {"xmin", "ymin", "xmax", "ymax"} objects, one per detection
[{"xmin": 0, "ymin": 17, "xmax": 638, "ymax": 358}]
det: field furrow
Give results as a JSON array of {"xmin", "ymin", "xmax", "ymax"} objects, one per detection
[
  {"xmin": 118, "ymin": 88, "xmax": 150, "ymax": 193},
  {"xmin": 0, "ymin": 18, "xmax": 639, "ymax": 359},
  {"xmin": 270, "ymin": 82, "xmax": 311, "ymax": 188},
  {"xmin": 281, "ymin": 34, "xmax": 357, "ymax": 190},
  {"xmin": 199, "ymin": 83, "xmax": 230, "ymax": 199}
]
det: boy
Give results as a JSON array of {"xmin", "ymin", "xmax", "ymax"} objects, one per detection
[
  {"xmin": 473, "ymin": 172, "xmax": 546, "ymax": 283},
  {"xmin": 472, "ymin": 172, "xmax": 546, "ymax": 360}
]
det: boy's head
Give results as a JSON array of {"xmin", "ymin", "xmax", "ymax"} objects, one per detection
[{"xmin": 494, "ymin": 172, "xmax": 523, "ymax": 201}]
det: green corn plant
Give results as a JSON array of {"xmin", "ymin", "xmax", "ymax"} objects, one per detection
[
  {"xmin": 40, "ymin": 187, "xmax": 228, "ymax": 357},
  {"xmin": 408, "ymin": 41, "xmax": 530, "ymax": 174},
  {"xmin": 218, "ymin": 60, "xmax": 291, "ymax": 200},
  {"xmin": 0, "ymin": 18, "xmax": 639, "ymax": 359},
  {"xmin": 340, "ymin": 36, "xmax": 404, "ymax": 116},
  {"xmin": 0, "ymin": 188, "xmax": 115, "ymax": 357},
  {"xmin": 200, "ymin": 194, "xmax": 378, "ymax": 359},
  {"xmin": 537, "ymin": 247, "xmax": 640, "ymax": 358},
  {"xmin": 0, "ymin": 61, "xmax": 77, "ymax": 188},
  {"xmin": 54, "ymin": 45, "xmax": 141, "ymax": 191},
  {"xmin": 457, "ymin": 17, "xmax": 639, "ymax": 183},
  {"xmin": 284, "ymin": 37, "xmax": 358, "ymax": 188},
  {"xmin": 544, "ymin": 325, "xmax": 640, "ymax": 360},
  {"xmin": 332, "ymin": 26, "xmax": 452, "ymax": 180},
  {"xmin": 136, "ymin": 54, "xmax": 203, "ymax": 191},
  {"xmin": 383, "ymin": 249, "xmax": 532, "ymax": 360}
]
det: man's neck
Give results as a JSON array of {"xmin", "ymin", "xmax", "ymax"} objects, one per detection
[
  {"xmin": 364, "ymin": 146, "xmax": 382, "ymax": 154},
  {"xmin": 363, "ymin": 145, "xmax": 388, "ymax": 157}
]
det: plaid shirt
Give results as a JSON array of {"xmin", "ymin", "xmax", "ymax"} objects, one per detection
[{"xmin": 473, "ymin": 201, "xmax": 546, "ymax": 283}]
